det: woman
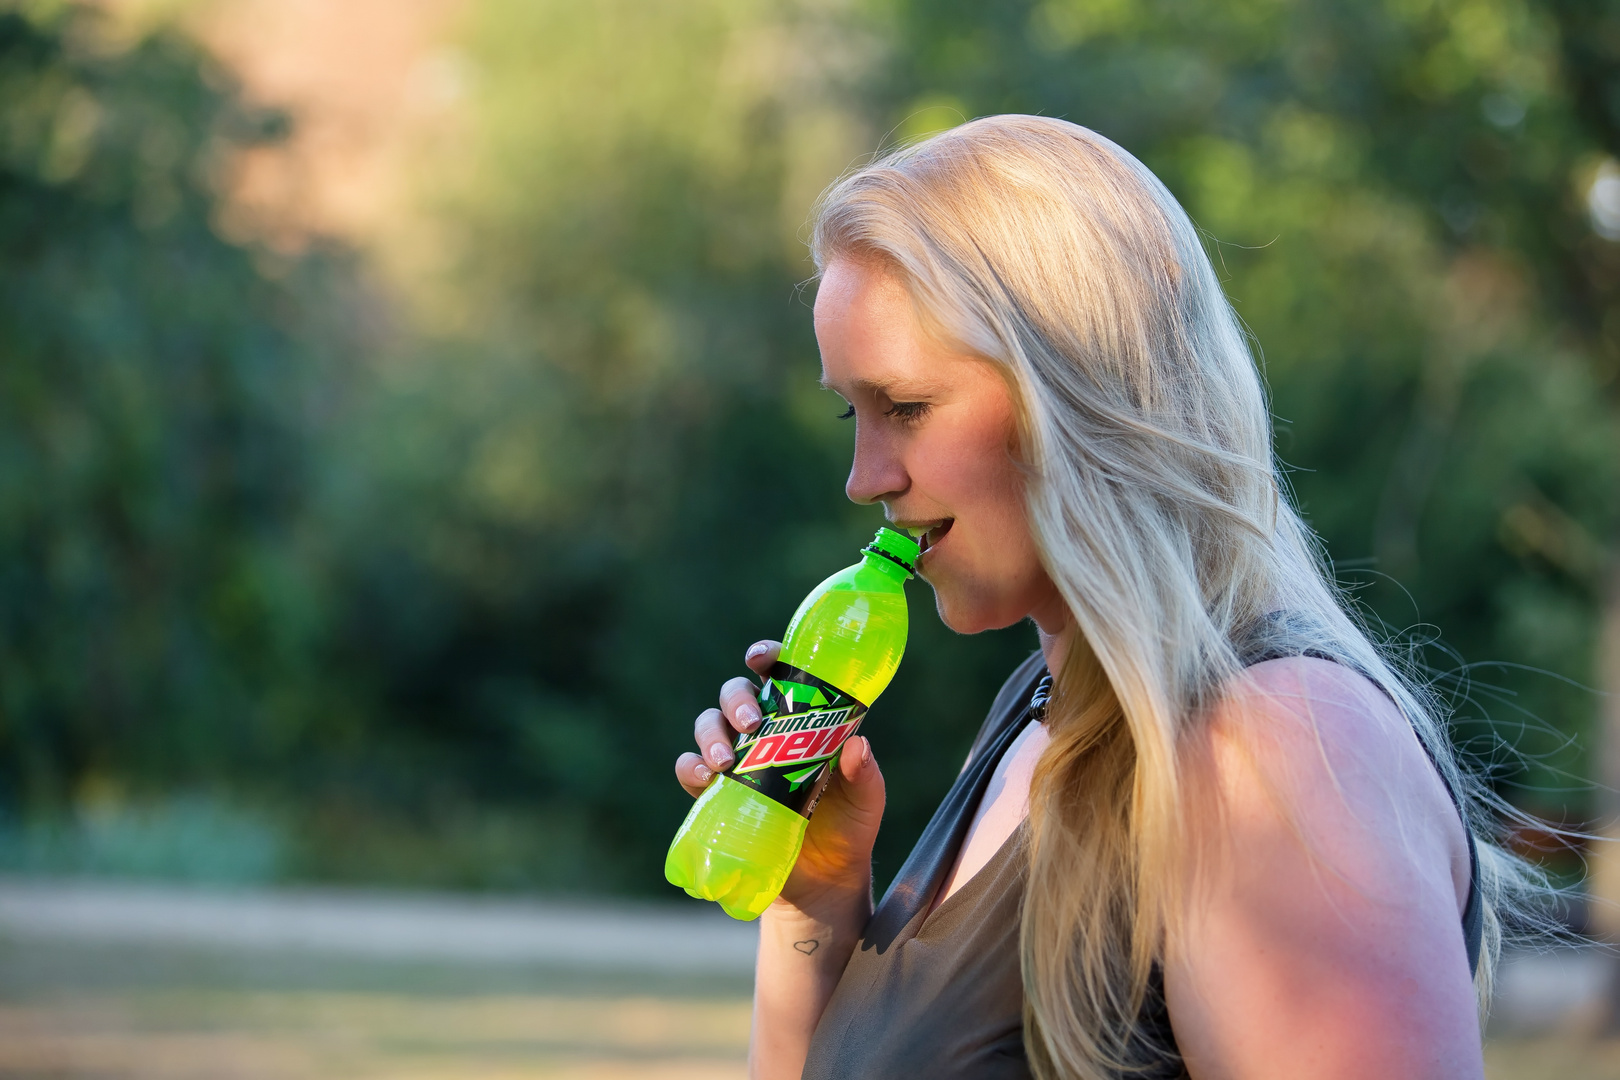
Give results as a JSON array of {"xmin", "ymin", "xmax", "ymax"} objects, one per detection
[{"xmin": 674, "ymin": 115, "xmax": 1534, "ymax": 1079}]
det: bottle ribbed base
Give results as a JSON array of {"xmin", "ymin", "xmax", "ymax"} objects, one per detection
[{"xmin": 665, "ymin": 774, "xmax": 808, "ymax": 921}]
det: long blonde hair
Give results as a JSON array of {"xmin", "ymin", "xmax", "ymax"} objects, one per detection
[{"xmin": 810, "ymin": 115, "xmax": 1538, "ymax": 1078}]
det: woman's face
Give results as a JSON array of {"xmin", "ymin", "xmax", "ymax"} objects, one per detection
[{"xmin": 815, "ymin": 257, "xmax": 1066, "ymax": 636}]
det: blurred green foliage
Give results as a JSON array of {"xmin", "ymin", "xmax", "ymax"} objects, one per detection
[
  {"xmin": 1, "ymin": 0, "xmax": 1617, "ymax": 895},
  {"xmin": 0, "ymin": 7, "xmax": 344, "ymax": 826}
]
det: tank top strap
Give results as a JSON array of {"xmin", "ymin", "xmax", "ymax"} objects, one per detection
[{"xmin": 862, "ymin": 651, "xmax": 1048, "ymax": 953}]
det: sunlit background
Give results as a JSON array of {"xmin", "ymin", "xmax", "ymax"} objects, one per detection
[{"xmin": 3, "ymin": 0, "xmax": 1620, "ymax": 1075}]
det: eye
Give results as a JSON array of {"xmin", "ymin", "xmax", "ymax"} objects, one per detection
[
  {"xmin": 884, "ymin": 400, "xmax": 931, "ymax": 424},
  {"xmin": 836, "ymin": 403, "xmax": 855, "ymax": 420}
]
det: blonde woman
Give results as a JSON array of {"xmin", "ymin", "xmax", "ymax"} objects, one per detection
[{"xmin": 674, "ymin": 115, "xmax": 1532, "ymax": 1079}]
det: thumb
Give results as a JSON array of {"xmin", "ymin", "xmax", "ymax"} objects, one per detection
[{"xmin": 836, "ymin": 735, "xmax": 884, "ymax": 808}]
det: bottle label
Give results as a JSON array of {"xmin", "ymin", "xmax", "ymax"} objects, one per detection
[{"xmin": 727, "ymin": 662, "xmax": 867, "ymax": 817}]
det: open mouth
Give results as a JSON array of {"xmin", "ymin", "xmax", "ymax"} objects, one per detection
[{"xmin": 911, "ymin": 520, "xmax": 953, "ymax": 555}]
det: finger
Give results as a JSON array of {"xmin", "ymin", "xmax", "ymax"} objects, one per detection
[
  {"xmin": 744, "ymin": 640, "xmax": 782, "ymax": 678},
  {"xmin": 675, "ymin": 752, "xmax": 715, "ymax": 798},
  {"xmin": 838, "ymin": 735, "xmax": 877, "ymax": 785},
  {"xmin": 719, "ymin": 676, "xmax": 764, "ymax": 734},
  {"xmin": 832, "ymin": 736, "xmax": 886, "ymax": 824},
  {"xmin": 693, "ymin": 708, "xmax": 737, "ymax": 771}
]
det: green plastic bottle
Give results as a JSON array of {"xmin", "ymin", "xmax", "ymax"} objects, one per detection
[{"xmin": 665, "ymin": 527, "xmax": 919, "ymax": 920}]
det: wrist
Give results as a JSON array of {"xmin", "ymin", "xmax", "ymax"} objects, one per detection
[{"xmin": 765, "ymin": 877, "xmax": 870, "ymax": 940}]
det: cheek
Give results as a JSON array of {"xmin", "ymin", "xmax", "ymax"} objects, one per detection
[
  {"xmin": 919, "ymin": 413, "xmax": 1049, "ymax": 627},
  {"xmin": 941, "ymin": 415, "xmax": 1028, "ymax": 549}
]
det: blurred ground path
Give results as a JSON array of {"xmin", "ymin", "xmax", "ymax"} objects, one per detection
[
  {"xmin": 1488, "ymin": 946, "xmax": 1620, "ymax": 1080},
  {"xmin": 0, "ymin": 876, "xmax": 1617, "ymax": 1078},
  {"xmin": 0, "ymin": 877, "xmax": 755, "ymax": 1079},
  {"xmin": 0, "ymin": 877, "xmax": 756, "ymax": 973}
]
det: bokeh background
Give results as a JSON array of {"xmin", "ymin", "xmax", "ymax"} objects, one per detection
[{"xmin": 3, "ymin": 0, "xmax": 1620, "ymax": 1076}]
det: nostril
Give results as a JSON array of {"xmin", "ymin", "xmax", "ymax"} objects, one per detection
[{"xmin": 845, "ymin": 458, "xmax": 908, "ymax": 507}]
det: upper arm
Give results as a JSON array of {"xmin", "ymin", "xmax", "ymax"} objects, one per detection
[{"xmin": 1164, "ymin": 657, "xmax": 1481, "ymax": 1080}]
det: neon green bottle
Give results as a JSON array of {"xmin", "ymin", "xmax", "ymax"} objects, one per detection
[{"xmin": 665, "ymin": 527, "xmax": 919, "ymax": 920}]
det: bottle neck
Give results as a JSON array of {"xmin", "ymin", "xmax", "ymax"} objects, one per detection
[{"xmin": 861, "ymin": 549, "xmax": 913, "ymax": 584}]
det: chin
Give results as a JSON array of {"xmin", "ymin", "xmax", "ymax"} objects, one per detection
[{"xmin": 929, "ymin": 585, "xmax": 1025, "ymax": 636}]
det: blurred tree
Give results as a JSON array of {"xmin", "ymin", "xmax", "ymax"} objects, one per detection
[
  {"xmin": 1540, "ymin": 0, "xmax": 1620, "ymax": 1020},
  {"xmin": 0, "ymin": 5, "xmax": 342, "ymax": 826}
]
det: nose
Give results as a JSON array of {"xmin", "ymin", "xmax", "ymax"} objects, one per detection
[{"xmin": 845, "ymin": 423, "xmax": 909, "ymax": 506}]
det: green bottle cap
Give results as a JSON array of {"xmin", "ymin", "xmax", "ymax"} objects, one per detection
[{"xmin": 863, "ymin": 526, "xmax": 921, "ymax": 577}]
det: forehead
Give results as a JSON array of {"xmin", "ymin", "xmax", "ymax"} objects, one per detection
[{"xmin": 814, "ymin": 258, "xmax": 944, "ymax": 391}]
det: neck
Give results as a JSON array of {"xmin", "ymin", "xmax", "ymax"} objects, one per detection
[
  {"xmin": 1037, "ymin": 622, "xmax": 1073, "ymax": 675},
  {"xmin": 1030, "ymin": 587, "xmax": 1073, "ymax": 675}
]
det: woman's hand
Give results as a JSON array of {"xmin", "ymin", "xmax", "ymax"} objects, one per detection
[
  {"xmin": 674, "ymin": 640, "xmax": 886, "ymax": 916},
  {"xmin": 674, "ymin": 641, "xmax": 886, "ymax": 1080}
]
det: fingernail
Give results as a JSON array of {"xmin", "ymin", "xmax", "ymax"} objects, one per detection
[
  {"xmin": 860, "ymin": 739, "xmax": 871, "ymax": 766},
  {"xmin": 694, "ymin": 763, "xmax": 713, "ymax": 784},
  {"xmin": 739, "ymin": 703, "xmax": 762, "ymax": 730},
  {"xmin": 746, "ymin": 642, "xmax": 769, "ymax": 660},
  {"xmin": 710, "ymin": 743, "xmax": 734, "ymax": 768}
]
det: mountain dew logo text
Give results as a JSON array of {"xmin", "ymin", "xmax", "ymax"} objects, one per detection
[
  {"xmin": 725, "ymin": 663, "xmax": 868, "ymax": 817},
  {"xmin": 735, "ymin": 705, "xmax": 859, "ymax": 773}
]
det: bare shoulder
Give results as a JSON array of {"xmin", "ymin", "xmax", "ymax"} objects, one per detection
[
  {"xmin": 1208, "ymin": 654, "xmax": 1419, "ymax": 770},
  {"xmin": 1164, "ymin": 655, "xmax": 1483, "ymax": 1078},
  {"xmin": 1197, "ymin": 656, "xmax": 1465, "ymax": 866}
]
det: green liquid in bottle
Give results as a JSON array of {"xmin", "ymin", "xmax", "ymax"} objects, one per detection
[{"xmin": 664, "ymin": 528, "xmax": 916, "ymax": 920}]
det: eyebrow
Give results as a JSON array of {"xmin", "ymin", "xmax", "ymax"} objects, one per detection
[{"xmin": 818, "ymin": 375, "xmax": 946, "ymax": 398}]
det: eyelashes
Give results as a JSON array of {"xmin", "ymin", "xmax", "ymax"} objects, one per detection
[
  {"xmin": 884, "ymin": 401, "xmax": 931, "ymax": 424},
  {"xmin": 835, "ymin": 400, "xmax": 931, "ymax": 424}
]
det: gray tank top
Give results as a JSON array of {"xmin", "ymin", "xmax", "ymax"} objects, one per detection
[{"xmin": 801, "ymin": 647, "xmax": 1482, "ymax": 1080}]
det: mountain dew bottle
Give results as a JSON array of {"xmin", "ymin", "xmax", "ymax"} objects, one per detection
[{"xmin": 665, "ymin": 527, "xmax": 919, "ymax": 920}]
